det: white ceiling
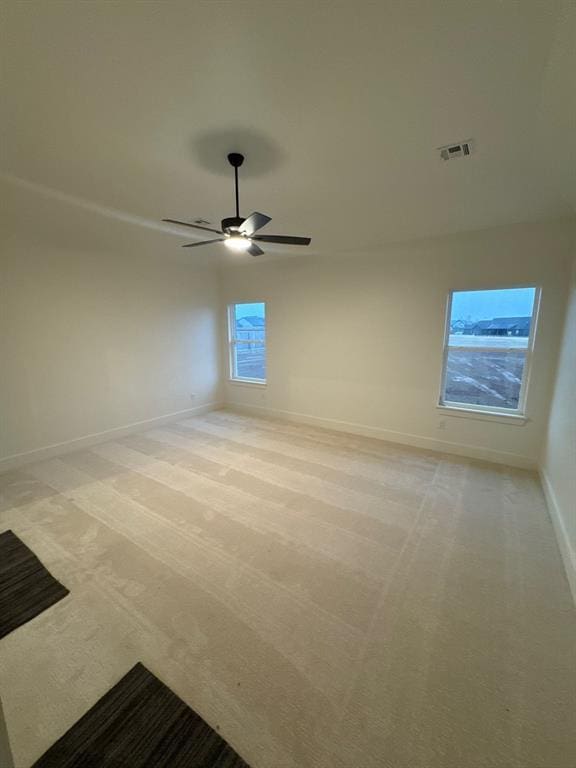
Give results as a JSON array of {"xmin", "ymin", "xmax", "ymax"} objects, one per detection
[{"xmin": 1, "ymin": 0, "xmax": 574, "ymax": 257}]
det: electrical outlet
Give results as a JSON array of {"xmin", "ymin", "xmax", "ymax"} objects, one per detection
[{"xmin": 438, "ymin": 419, "xmax": 446, "ymax": 430}]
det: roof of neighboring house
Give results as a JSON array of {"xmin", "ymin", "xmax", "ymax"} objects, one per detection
[
  {"xmin": 474, "ymin": 316, "xmax": 531, "ymax": 331},
  {"xmin": 451, "ymin": 319, "xmax": 482, "ymax": 331},
  {"xmin": 236, "ymin": 316, "xmax": 265, "ymax": 329}
]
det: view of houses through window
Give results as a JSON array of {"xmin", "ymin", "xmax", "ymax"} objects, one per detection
[
  {"xmin": 228, "ymin": 302, "xmax": 266, "ymax": 382},
  {"xmin": 440, "ymin": 287, "xmax": 538, "ymax": 412}
]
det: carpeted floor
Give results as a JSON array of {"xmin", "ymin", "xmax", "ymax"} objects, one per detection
[{"xmin": 0, "ymin": 410, "xmax": 575, "ymax": 768}]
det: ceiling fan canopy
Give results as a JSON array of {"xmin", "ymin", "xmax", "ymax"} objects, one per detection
[{"xmin": 163, "ymin": 152, "xmax": 311, "ymax": 257}]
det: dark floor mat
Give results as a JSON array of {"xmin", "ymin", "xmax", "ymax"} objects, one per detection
[
  {"xmin": 33, "ymin": 662, "xmax": 250, "ymax": 767},
  {"xmin": 0, "ymin": 529, "xmax": 69, "ymax": 639}
]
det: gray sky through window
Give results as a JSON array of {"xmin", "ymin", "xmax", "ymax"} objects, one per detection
[
  {"xmin": 235, "ymin": 302, "xmax": 265, "ymax": 322},
  {"xmin": 451, "ymin": 288, "xmax": 536, "ymax": 322}
]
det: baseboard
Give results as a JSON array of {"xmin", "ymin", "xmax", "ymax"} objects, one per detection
[
  {"xmin": 0, "ymin": 402, "xmax": 223, "ymax": 473},
  {"xmin": 539, "ymin": 468, "xmax": 576, "ymax": 606},
  {"xmin": 225, "ymin": 402, "xmax": 537, "ymax": 469}
]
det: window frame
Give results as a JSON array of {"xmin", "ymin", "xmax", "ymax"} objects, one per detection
[
  {"xmin": 438, "ymin": 285, "xmax": 541, "ymax": 418},
  {"xmin": 227, "ymin": 301, "xmax": 267, "ymax": 386}
]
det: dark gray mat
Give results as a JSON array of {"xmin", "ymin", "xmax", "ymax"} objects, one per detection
[
  {"xmin": 33, "ymin": 662, "xmax": 250, "ymax": 768},
  {"xmin": 0, "ymin": 529, "xmax": 69, "ymax": 639}
]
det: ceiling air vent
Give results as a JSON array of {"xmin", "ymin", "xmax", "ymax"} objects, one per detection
[{"xmin": 438, "ymin": 139, "xmax": 473, "ymax": 161}]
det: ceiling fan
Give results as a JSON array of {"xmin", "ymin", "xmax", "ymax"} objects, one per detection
[{"xmin": 163, "ymin": 153, "xmax": 311, "ymax": 256}]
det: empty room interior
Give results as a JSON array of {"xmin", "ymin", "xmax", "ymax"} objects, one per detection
[{"xmin": 1, "ymin": 2, "xmax": 575, "ymax": 767}]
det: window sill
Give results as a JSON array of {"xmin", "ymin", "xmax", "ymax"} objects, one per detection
[
  {"xmin": 437, "ymin": 404, "xmax": 528, "ymax": 425},
  {"xmin": 228, "ymin": 378, "xmax": 267, "ymax": 388}
]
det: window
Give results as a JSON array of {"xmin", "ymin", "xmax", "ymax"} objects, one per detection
[
  {"xmin": 439, "ymin": 287, "xmax": 539, "ymax": 414},
  {"xmin": 228, "ymin": 302, "xmax": 266, "ymax": 383}
]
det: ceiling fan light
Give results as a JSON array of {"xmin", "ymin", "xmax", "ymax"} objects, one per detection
[{"xmin": 224, "ymin": 236, "xmax": 251, "ymax": 252}]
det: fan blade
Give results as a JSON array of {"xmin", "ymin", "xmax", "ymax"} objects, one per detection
[
  {"xmin": 239, "ymin": 212, "xmax": 272, "ymax": 236},
  {"xmin": 247, "ymin": 242, "xmax": 265, "ymax": 257},
  {"xmin": 163, "ymin": 218, "xmax": 222, "ymax": 235},
  {"xmin": 252, "ymin": 235, "xmax": 311, "ymax": 246},
  {"xmin": 181, "ymin": 239, "xmax": 224, "ymax": 248}
]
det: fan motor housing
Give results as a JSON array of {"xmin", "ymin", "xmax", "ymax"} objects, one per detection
[{"xmin": 221, "ymin": 216, "xmax": 244, "ymax": 234}]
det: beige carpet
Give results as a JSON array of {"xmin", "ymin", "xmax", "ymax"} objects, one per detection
[{"xmin": 0, "ymin": 410, "xmax": 574, "ymax": 768}]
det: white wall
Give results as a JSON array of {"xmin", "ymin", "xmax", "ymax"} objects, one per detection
[
  {"xmin": 538, "ymin": 0, "xmax": 576, "ymax": 214},
  {"xmin": 0, "ymin": 233, "xmax": 221, "ymax": 466},
  {"xmin": 2, "ymin": 218, "xmax": 572, "ymax": 477},
  {"xmin": 221, "ymin": 221, "xmax": 574, "ymax": 468},
  {"xmin": 541, "ymin": 254, "xmax": 576, "ymax": 600}
]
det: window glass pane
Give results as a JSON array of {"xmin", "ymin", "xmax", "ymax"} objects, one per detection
[
  {"xmin": 233, "ymin": 302, "xmax": 265, "ymax": 337},
  {"xmin": 442, "ymin": 287, "xmax": 536, "ymax": 410},
  {"xmin": 234, "ymin": 342, "xmax": 266, "ymax": 381},
  {"xmin": 230, "ymin": 302, "xmax": 266, "ymax": 381}
]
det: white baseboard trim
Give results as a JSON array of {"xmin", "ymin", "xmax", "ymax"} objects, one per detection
[
  {"xmin": 0, "ymin": 402, "xmax": 223, "ymax": 474},
  {"xmin": 224, "ymin": 402, "xmax": 536, "ymax": 469},
  {"xmin": 539, "ymin": 468, "xmax": 576, "ymax": 606}
]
